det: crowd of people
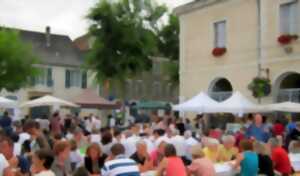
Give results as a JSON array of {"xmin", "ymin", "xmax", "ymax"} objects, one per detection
[{"xmin": 0, "ymin": 111, "xmax": 299, "ymax": 176}]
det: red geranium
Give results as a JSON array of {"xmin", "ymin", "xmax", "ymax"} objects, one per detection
[
  {"xmin": 212, "ymin": 47, "xmax": 227, "ymax": 57},
  {"xmin": 278, "ymin": 35, "xmax": 292, "ymax": 45}
]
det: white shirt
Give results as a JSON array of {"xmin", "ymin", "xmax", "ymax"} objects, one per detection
[
  {"xmin": 122, "ymin": 135, "xmax": 140, "ymax": 157},
  {"xmin": 85, "ymin": 119, "xmax": 93, "ymax": 133},
  {"xmin": 90, "ymin": 134, "xmax": 101, "ymax": 144},
  {"xmin": 92, "ymin": 117, "xmax": 102, "ymax": 130},
  {"xmin": 0, "ymin": 154, "xmax": 9, "ymax": 176},
  {"xmin": 34, "ymin": 170, "xmax": 55, "ymax": 176},
  {"xmin": 170, "ymin": 135, "xmax": 187, "ymax": 157},
  {"xmin": 18, "ymin": 132, "xmax": 30, "ymax": 144},
  {"xmin": 70, "ymin": 150, "xmax": 83, "ymax": 168},
  {"xmin": 185, "ymin": 137, "xmax": 199, "ymax": 160}
]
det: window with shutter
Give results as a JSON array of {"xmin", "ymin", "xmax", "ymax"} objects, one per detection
[
  {"xmin": 214, "ymin": 21, "xmax": 226, "ymax": 48},
  {"xmin": 280, "ymin": 1, "xmax": 298, "ymax": 34},
  {"xmin": 65, "ymin": 70, "xmax": 70, "ymax": 88},
  {"xmin": 81, "ymin": 71, "xmax": 87, "ymax": 89},
  {"xmin": 47, "ymin": 68, "xmax": 53, "ymax": 87}
]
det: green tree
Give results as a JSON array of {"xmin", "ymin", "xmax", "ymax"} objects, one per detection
[
  {"xmin": 0, "ymin": 29, "xmax": 39, "ymax": 91},
  {"xmin": 159, "ymin": 14, "xmax": 180, "ymax": 84},
  {"xmin": 87, "ymin": 0, "xmax": 167, "ymax": 82}
]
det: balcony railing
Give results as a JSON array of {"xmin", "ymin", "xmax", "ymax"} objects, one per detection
[{"xmin": 277, "ymin": 88, "xmax": 300, "ymax": 103}]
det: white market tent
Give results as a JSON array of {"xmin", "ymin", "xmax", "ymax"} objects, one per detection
[
  {"xmin": 264, "ymin": 102, "xmax": 300, "ymax": 112},
  {"xmin": 172, "ymin": 92, "xmax": 219, "ymax": 113},
  {"xmin": 0, "ymin": 97, "xmax": 18, "ymax": 108},
  {"xmin": 20, "ymin": 95, "xmax": 79, "ymax": 108},
  {"xmin": 213, "ymin": 91, "xmax": 268, "ymax": 115}
]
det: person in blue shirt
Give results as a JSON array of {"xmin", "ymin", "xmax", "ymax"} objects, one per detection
[
  {"xmin": 246, "ymin": 114, "xmax": 270, "ymax": 142},
  {"xmin": 0, "ymin": 111, "xmax": 12, "ymax": 135},
  {"xmin": 233, "ymin": 139, "xmax": 258, "ymax": 176}
]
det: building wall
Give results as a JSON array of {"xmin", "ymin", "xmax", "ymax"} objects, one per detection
[{"xmin": 178, "ymin": 0, "xmax": 300, "ymax": 103}]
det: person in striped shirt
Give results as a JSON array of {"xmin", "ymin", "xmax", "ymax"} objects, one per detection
[{"xmin": 101, "ymin": 143, "xmax": 140, "ymax": 176}]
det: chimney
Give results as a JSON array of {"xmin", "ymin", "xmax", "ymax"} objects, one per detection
[{"xmin": 45, "ymin": 26, "xmax": 51, "ymax": 47}]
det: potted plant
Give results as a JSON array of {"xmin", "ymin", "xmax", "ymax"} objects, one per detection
[
  {"xmin": 248, "ymin": 77, "xmax": 271, "ymax": 98},
  {"xmin": 212, "ymin": 47, "xmax": 227, "ymax": 57},
  {"xmin": 277, "ymin": 34, "xmax": 298, "ymax": 45}
]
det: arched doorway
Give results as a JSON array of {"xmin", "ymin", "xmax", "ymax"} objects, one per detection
[
  {"xmin": 208, "ymin": 78, "xmax": 233, "ymax": 102},
  {"xmin": 274, "ymin": 72, "xmax": 300, "ymax": 102}
]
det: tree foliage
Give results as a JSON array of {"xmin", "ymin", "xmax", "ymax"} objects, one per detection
[
  {"xmin": 87, "ymin": 0, "xmax": 167, "ymax": 82},
  {"xmin": 0, "ymin": 29, "xmax": 39, "ymax": 91}
]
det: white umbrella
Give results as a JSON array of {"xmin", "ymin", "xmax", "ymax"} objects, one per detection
[
  {"xmin": 172, "ymin": 92, "xmax": 219, "ymax": 113},
  {"xmin": 20, "ymin": 95, "xmax": 78, "ymax": 108},
  {"xmin": 0, "ymin": 97, "xmax": 17, "ymax": 108},
  {"xmin": 265, "ymin": 102, "xmax": 300, "ymax": 112},
  {"xmin": 213, "ymin": 92, "xmax": 268, "ymax": 115}
]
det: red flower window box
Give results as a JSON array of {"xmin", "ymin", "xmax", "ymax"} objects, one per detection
[
  {"xmin": 278, "ymin": 34, "xmax": 298, "ymax": 45},
  {"xmin": 212, "ymin": 47, "xmax": 227, "ymax": 57}
]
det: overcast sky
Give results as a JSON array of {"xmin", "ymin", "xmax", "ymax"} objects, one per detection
[{"xmin": 0, "ymin": 0, "xmax": 192, "ymax": 40}]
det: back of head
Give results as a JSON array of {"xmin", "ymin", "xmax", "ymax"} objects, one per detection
[
  {"xmin": 268, "ymin": 137, "xmax": 280, "ymax": 148},
  {"xmin": 239, "ymin": 139, "xmax": 253, "ymax": 151},
  {"xmin": 35, "ymin": 149, "xmax": 54, "ymax": 169},
  {"xmin": 254, "ymin": 142, "xmax": 267, "ymax": 155},
  {"xmin": 164, "ymin": 144, "xmax": 177, "ymax": 157},
  {"xmin": 111, "ymin": 143, "xmax": 125, "ymax": 156},
  {"xmin": 73, "ymin": 167, "xmax": 89, "ymax": 176}
]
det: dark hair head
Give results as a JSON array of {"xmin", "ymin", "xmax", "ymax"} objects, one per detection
[
  {"xmin": 239, "ymin": 139, "xmax": 254, "ymax": 151},
  {"xmin": 113, "ymin": 129, "xmax": 122, "ymax": 138},
  {"xmin": 0, "ymin": 136, "xmax": 13, "ymax": 147},
  {"xmin": 101, "ymin": 131, "xmax": 113, "ymax": 145},
  {"xmin": 23, "ymin": 120, "xmax": 39, "ymax": 131},
  {"xmin": 73, "ymin": 167, "xmax": 89, "ymax": 176},
  {"xmin": 164, "ymin": 144, "xmax": 177, "ymax": 157},
  {"xmin": 111, "ymin": 143, "xmax": 125, "ymax": 156},
  {"xmin": 153, "ymin": 129, "xmax": 165, "ymax": 136},
  {"xmin": 35, "ymin": 149, "xmax": 54, "ymax": 169}
]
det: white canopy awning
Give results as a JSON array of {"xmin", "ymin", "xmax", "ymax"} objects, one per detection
[
  {"xmin": 172, "ymin": 92, "xmax": 219, "ymax": 113},
  {"xmin": 0, "ymin": 97, "xmax": 17, "ymax": 108},
  {"xmin": 213, "ymin": 92, "xmax": 267, "ymax": 115},
  {"xmin": 21, "ymin": 95, "xmax": 79, "ymax": 108},
  {"xmin": 264, "ymin": 102, "xmax": 300, "ymax": 112}
]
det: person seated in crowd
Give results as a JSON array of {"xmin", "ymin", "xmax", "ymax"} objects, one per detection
[
  {"xmin": 30, "ymin": 149, "xmax": 55, "ymax": 176},
  {"xmin": 69, "ymin": 139, "xmax": 83, "ymax": 170},
  {"xmin": 289, "ymin": 121, "xmax": 300, "ymax": 141},
  {"xmin": 169, "ymin": 129, "xmax": 190, "ymax": 165},
  {"xmin": 101, "ymin": 130, "xmax": 114, "ymax": 155},
  {"xmin": 130, "ymin": 140, "xmax": 153, "ymax": 172},
  {"xmin": 202, "ymin": 138, "xmax": 221, "ymax": 162},
  {"xmin": 272, "ymin": 119, "xmax": 285, "ymax": 137},
  {"xmin": 184, "ymin": 130, "xmax": 199, "ymax": 161},
  {"xmin": 51, "ymin": 140, "xmax": 72, "ymax": 176},
  {"xmin": 84, "ymin": 143, "xmax": 107, "ymax": 175},
  {"xmin": 233, "ymin": 139, "xmax": 258, "ymax": 176},
  {"xmin": 219, "ymin": 135, "xmax": 238, "ymax": 162},
  {"xmin": 208, "ymin": 126, "xmax": 222, "ymax": 140},
  {"xmin": 157, "ymin": 144, "xmax": 187, "ymax": 176},
  {"xmin": 254, "ymin": 142, "xmax": 274, "ymax": 176},
  {"xmin": 268, "ymin": 137, "xmax": 292, "ymax": 176},
  {"xmin": 188, "ymin": 144, "xmax": 216, "ymax": 176},
  {"xmin": 246, "ymin": 114, "xmax": 270, "ymax": 143},
  {"xmin": 150, "ymin": 140, "xmax": 167, "ymax": 167},
  {"xmin": 289, "ymin": 140, "xmax": 300, "ymax": 153},
  {"xmin": 73, "ymin": 127, "xmax": 88, "ymax": 150},
  {"xmin": 101, "ymin": 143, "xmax": 140, "ymax": 176},
  {"xmin": 23, "ymin": 120, "xmax": 50, "ymax": 152},
  {"xmin": 0, "ymin": 136, "xmax": 30, "ymax": 175}
]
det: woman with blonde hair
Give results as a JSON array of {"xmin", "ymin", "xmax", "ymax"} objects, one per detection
[
  {"xmin": 188, "ymin": 144, "xmax": 216, "ymax": 176},
  {"xmin": 84, "ymin": 143, "xmax": 107, "ymax": 175}
]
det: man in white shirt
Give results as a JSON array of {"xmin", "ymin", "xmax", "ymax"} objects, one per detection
[
  {"xmin": 184, "ymin": 130, "xmax": 199, "ymax": 160},
  {"xmin": 169, "ymin": 129, "xmax": 187, "ymax": 158}
]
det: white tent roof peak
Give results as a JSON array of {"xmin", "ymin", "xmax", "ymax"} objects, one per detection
[
  {"xmin": 21, "ymin": 95, "xmax": 78, "ymax": 108},
  {"xmin": 0, "ymin": 97, "xmax": 18, "ymax": 108},
  {"xmin": 172, "ymin": 91, "xmax": 219, "ymax": 113}
]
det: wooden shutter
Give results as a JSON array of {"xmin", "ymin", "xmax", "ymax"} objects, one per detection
[
  {"xmin": 65, "ymin": 70, "xmax": 70, "ymax": 88},
  {"xmin": 81, "ymin": 71, "xmax": 87, "ymax": 89}
]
